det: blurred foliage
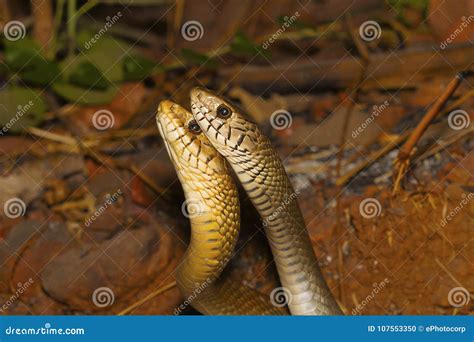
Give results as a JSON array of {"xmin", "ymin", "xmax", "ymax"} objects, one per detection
[
  {"xmin": 180, "ymin": 49, "xmax": 217, "ymax": 68},
  {"xmin": 0, "ymin": 87, "xmax": 47, "ymax": 133},
  {"xmin": 387, "ymin": 0, "xmax": 429, "ymax": 23},
  {"xmin": 230, "ymin": 32, "xmax": 270, "ymax": 58}
]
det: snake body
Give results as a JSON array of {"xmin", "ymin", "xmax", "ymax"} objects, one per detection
[
  {"xmin": 156, "ymin": 100, "xmax": 285, "ymax": 315},
  {"xmin": 190, "ymin": 87, "xmax": 342, "ymax": 315}
]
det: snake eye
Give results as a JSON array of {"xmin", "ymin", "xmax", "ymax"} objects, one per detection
[
  {"xmin": 187, "ymin": 120, "xmax": 202, "ymax": 134},
  {"xmin": 216, "ymin": 104, "xmax": 232, "ymax": 118}
]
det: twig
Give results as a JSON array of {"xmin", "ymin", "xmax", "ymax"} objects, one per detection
[
  {"xmin": 336, "ymin": 132, "xmax": 410, "ymax": 186},
  {"xmin": 392, "ymin": 73, "xmax": 464, "ymax": 194},
  {"xmin": 118, "ymin": 281, "xmax": 177, "ymax": 316},
  {"xmin": 26, "ymin": 127, "xmax": 78, "ymax": 145},
  {"xmin": 336, "ymin": 87, "xmax": 474, "ymax": 186},
  {"xmin": 414, "ymin": 126, "xmax": 474, "ymax": 163},
  {"xmin": 334, "ymin": 13, "xmax": 370, "ymax": 302}
]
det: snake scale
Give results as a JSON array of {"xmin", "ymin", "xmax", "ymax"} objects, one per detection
[
  {"xmin": 156, "ymin": 100, "xmax": 286, "ymax": 315},
  {"xmin": 156, "ymin": 87, "xmax": 342, "ymax": 315}
]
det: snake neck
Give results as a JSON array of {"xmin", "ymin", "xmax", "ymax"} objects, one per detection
[
  {"xmin": 175, "ymin": 169, "xmax": 240, "ymax": 299},
  {"xmin": 228, "ymin": 138, "xmax": 342, "ymax": 315}
]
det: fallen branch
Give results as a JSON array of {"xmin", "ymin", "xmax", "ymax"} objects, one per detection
[
  {"xmin": 392, "ymin": 73, "xmax": 464, "ymax": 194},
  {"xmin": 336, "ymin": 87, "xmax": 474, "ymax": 186},
  {"xmin": 219, "ymin": 43, "xmax": 474, "ymax": 91}
]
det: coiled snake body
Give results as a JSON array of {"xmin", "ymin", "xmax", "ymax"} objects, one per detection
[
  {"xmin": 190, "ymin": 87, "xmax": 342, "ymax": 315},
  {"xmin": 156, "ymin": 101, "xmax": 285, "ymax": 315}
]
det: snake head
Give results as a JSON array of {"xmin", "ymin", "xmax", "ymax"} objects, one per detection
[
  {"xmin": 156, "ymin": 100, "xmax": 227, "ymax": 176},
  {"xmin": 190, "ymin": 87, "xmax": 259, "ymax": 157}
]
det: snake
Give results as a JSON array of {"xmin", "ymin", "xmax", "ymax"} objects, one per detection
[
  {"xmin": 190, "ymin": 87, "xmax": 342, "ymax": 315},
  {"xmin": 156, "ymin": 100, "xmax": 286, "ymax": 315}
]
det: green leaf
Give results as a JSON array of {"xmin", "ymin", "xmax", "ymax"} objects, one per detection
[
  {"xmin": 123, "ymin": 55, "xmax": 156, "ymax": 81},
  {"xmin": 0, "ymin": 87, "xmax": 47, "ymax": 133},
  {"xmin": 69, "ymin": 61, "xmax": 109, "ymax": 90},
  {"xmin": 21, "ymin": 59, "xmax": 61, "ymax": 86},
  {"xmin": 52, "ymin": 82, "xmax": 118, "ymax": 105},
  {"xmin": 4, "ymin": 38, "xmax": 61, "ymax": 86},
  {"xmin": 230, "ymin": 32, "xmax": 269, "ymax": 58},
  {"xmin": 4, "ymin": 40, "xmax": 42, "ymax": 69},
  {"xmin": 52, "ymin": 55, "xmax": 116, "ymax": 104},
  {"xmin": 180, "ymin": 49, "xmax": 216, "ymax": 68},
  {"xmin": 76, "ymin": 31, "xmax": 131, "ymax": 82}
]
